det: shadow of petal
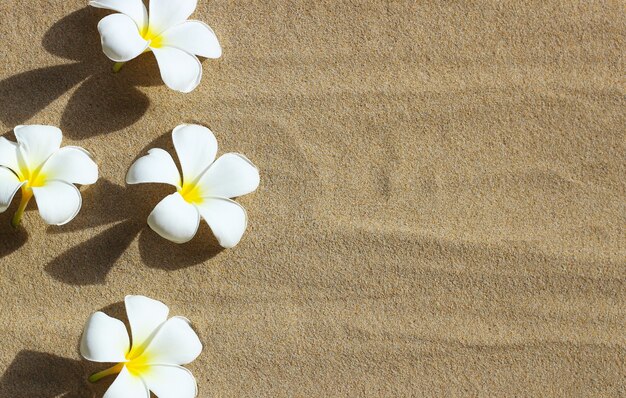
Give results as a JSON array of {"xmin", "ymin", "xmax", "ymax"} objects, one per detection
[
  {"xmin": 0, "ymin": 226, "xmax": 28, "ymax": 260},
  {"xmin": 0, "ymin": 350, "xmax": 94, "ymax": 398},
  {"xmin": 45, "ymin": 220, "xmax": 141, "ymax": 285},
  {"xmin": 42, "ymin": 7, "xmax": 102, "ymax": 63},
  {"xmin": 138, "ymin": 222, "xmax": 224, "ymax": 270},
  {"xmin": 117, "ymin": 51, "xmax": 165, "ymax": 88},
  {"xmin": 0, "ymin": 185, "xmax": 29, "ymax": 258},
  {"xmin": 0, "ymin": 63, "xmax": 87, "ymax": 126},
  {"xmin": 60, "ymin": 73, "xmax": 150, "ymax": 139},
  {"xmin": 49, "ymin": 179, "xmax": 135, "ymax": 234}
]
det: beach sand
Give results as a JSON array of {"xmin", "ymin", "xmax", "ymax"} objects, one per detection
[{"xmin": 0, "ymin": 0, "xmax": 624, "ymax": 396}]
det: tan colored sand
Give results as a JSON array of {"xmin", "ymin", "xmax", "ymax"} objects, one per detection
[{"xmin": 0, "ymin": 0, "xmax": 624, "ymax": 396}]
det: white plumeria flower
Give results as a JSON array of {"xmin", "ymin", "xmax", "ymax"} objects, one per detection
[
  {"xmin": 0, "ymin": 125, "xmax": 98, "ymax": 227},
  {"xmin": 127, "ymin": 124, "xmax": 259, "ymax": 247},
  {"xmin": 81, "ymin": 295, "xmax": 202, "ymax": 398},
  {"xmin": 90, "ymin": 0, "xmax": 222, "ymax": 92}
]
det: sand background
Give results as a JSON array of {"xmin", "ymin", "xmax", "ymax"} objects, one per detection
[{"xmin": 0, "ymin": 0, "xmax": 624, "ymax": 396}]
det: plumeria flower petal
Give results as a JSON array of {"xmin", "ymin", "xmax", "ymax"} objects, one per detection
[
  {"xmin": 97, "ymin": 14, "xmax": 150, "ymax": 62},
  {"xmin": 81, "ymin": 312, "xmax": 130, "ymax": 363},
  {"xmin": 90, "ymin": 0, "xmax": 148, "ymax": 29},
  {"xmin": 142, "ymin": 365, "xmax": 197, "ymax": 397},
  {"xmin": 149, "ymin": 0, "xmax": 197, "ymax": 35},
  {"xmin": 148, "ymin": 192, "xmax": 200, "ymax": 244},
  {"xmin": 127, "ymin": 124, "xmax": 259, "ymax": 247},
  {"xmin": 172, "ymin": 123, "xmax": 217, "ymax": 184},
  {"xmin": 126, "ymin": 148, "xmax": 181, "ymax": 187},
  {"xmin": 0, "ymin": 125, "xmax": 98, "ymax": 227},
  {"xmin": 14, "ymin": 125, "xmax": 62, "ymax": 173},
  {"xmin": 196, "ymin": 153, "xmax": 260, "ymax": 198},
  {"xmin": 90, "ymin": 0, "xmax": 222, "ymax": 93},
  {"xmin": 0, "ymin": 167, "xmax": 24, "ymax": 213},
  {"xmin": 81, "ymin": 295, "xmax": 202, "ymax": 398},
  {"xmin": 196, "ymin": 198, "xmax": 247, "ymax": 249},
  {"xmin": 160, "ymin": 21, "xmax": 222, "ymax": 59},
  {"xmin": 103, "ymin": 366, "xmax": 149, "ymax": 398},
  {"xmin": 125, "ymin": 291, "xmax": 170, "ymax": 349},
  {"xmin": 152, "ymin": 46, "xmax": 203, "ymax": 93},
  {"xmin": 32, "ymin": 181, "xmax": 83, "ymax": 226},
  {"xmin": 0, "ymin": 137, "xmax": 20, "ymax": 173}
]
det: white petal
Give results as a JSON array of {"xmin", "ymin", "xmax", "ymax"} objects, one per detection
[
  {"xmin": 80, "ymin": 312, "xmax": 130, "ymax": 363},
  {"xmin": 148, "ymin": 192, "xmax": 200, "ymax": 244},
  {"xmin": 152, "ymin": 46, "xmax": 202, "ymax": 93},
  {"xmin": 125, "ymin": 295, "xmax": 169, "ymax": 352},
  {"xmin": 14, "ymin": 125, "xmax": 62, "ymax": 171},
  {"xmin": 126, "ymin": 148, "xmax": 181, "ymax": 187},
  {"xmin": 0, "ymin": 137, "xmax": 20, "ymax": 174},
  {"xmin": 160, "ymin": 21, "xmax": 221, "ymax": 59},
  {"xmin": 103, "ymin": 366, "xmax": 149, "ymax": 398},
  {"xmin": 0, "ymin": 167, "xmax": 23, "ymax": 213},
  {"xmin": 149, "ymin": 0, "xmax": 197, "ymax": 36},
  {"xmin": 90, "ymin": 0, "xmax": 148, "ymax": 31},
  {"xmin": 197, "ymin": 153, "xmax": 260, "ymax": 199},
  {"xmin": 196, "ymin": 197, "xmax": 247, "ymax": 249},
  {"xmin": 172, "ymin": 124, "xmax": 217, "ymax": 184},
  {"xmin": 98, "ymin": 13, "xmax": 149, "ymax": 62},
  {"xmin": 141, "ymin": 317, "xmax": 202, "ymax": 365},
  {"xmin": 142, "ymin": 365, "xmax": 197, "ymax": 398},
  {"xmin": 39, "ymin": 146, "xmax": 98, "ymax": 185},
  {"xmin": 32, "ymin": 180, "xmax": 82, "ymax": 225}
]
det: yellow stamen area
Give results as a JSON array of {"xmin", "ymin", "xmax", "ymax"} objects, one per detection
[
  {"xmin": 88, "ymin": 348, "xmax": 154, "ymax": 383},
  {"xmin": 125, "ymin": 351, "xmax": 152, "ymax": 377},
  {"xmin": 11, "ymin": 167, "xmax": 46, "ymax": 228},
  {"xmin": 23, "ymin": 170, "xmax": 47, "ymax": 188},
  {"xmin": 141, "ymin": 28, "xmax": 164, "ymax": 49},
  {"xmin": 179, "ymin": 182, "xmax": 204, "ymax": 205}
]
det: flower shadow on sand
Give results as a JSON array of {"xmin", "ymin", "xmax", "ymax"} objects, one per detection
[
  {"xmin": 0, "ymin": 223, "xmax": 28, "ymax": 260},
  {"xmin": 0, "ymin": 7, "xmax": 161, "ymax": 139},
  {"xmin": 44, "ymin": 131, "xmax": 224, "ymax": 286},
  {"xmin": 0, "ymin": 302, "xmax": 163, "ymax": 397},
  {"xmin": 0, "ymin": 350, "xmax": 105, "ymax": 398},
  {"xmin": 0, "ymin": 190, "xmax": 27, "ymax": 257}
]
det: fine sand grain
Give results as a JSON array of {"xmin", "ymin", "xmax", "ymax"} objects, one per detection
[{"xmin": 0, "ymin": 0, "xmax": 624, "ymax": 396}]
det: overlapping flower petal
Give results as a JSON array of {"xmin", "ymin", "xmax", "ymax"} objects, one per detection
[
  {"xmin": 81, "ymin": 296, "xmax": 202, "ymax": 398},
  {"xmin": 0, "ymin": 125, "xmax": 98, "ymax": 226},
  {"xmin": 91, "ymin": 0, "xmax": 221, "ymax": 92},
  {"xmin": 127, "ymin": 124, "xmax": 259, "ymax": 247}
]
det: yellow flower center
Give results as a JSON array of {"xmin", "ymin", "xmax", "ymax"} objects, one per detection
[
  {"xmin": 125, "ymin": 352, "xmax": 152, "ymax": 377},
  {"xmin": 179, "ymin": 182, "xmax": 204, "ymax": 205},
  {"xmin": 88, "ymin": 344, "xmax": 155, "ymax": 383},
  {"xmin": 141, "ymin": 28, "xmax": 164, "ymax": 49},
  {"xmin": 113, "ymin": 343, "xmax": 153, "ymax": 377},
  {"xmin": 11, "ymin": 165, "xmax": 48, "ymax": 227},
  {"xmin": 21, "ymin": 166, "xmax": 47, "ymax": 188}
]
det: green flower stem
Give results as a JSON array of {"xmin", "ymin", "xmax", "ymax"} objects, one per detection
[
  {"xmin": 89, "ymin": 363, "xmax": 124, "ymax": 383},
  {"xmin": 112, "ymin": 62, "xmax": 126, "ymax": 73},
  {"xmin": 11, "ymin": 188, "xmax": 33, "ymax": 229}
]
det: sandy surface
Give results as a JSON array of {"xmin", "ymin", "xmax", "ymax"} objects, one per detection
[{"xmin": 0, "ymin": 0, "xmax": 624, "ymax": 396}]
